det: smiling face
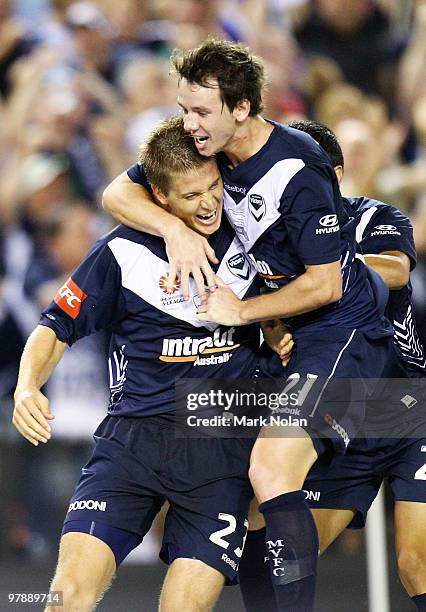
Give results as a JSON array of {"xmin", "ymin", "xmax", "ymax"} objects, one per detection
[
  {"xmin": 155, "ymin": 159, "xmax": 223, "ymax": 236},
  {"xmin": 177, "ymin": 77, "xmax": 241, "ymax": 156}
]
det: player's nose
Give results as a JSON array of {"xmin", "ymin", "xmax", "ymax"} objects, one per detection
[
  {"xmin": 183, "ymin": 113, "xmax": 199, "ymax": 133},
  {"xmin": 200, "ymin": 192, "xmax": 216, "ymax": 210}
]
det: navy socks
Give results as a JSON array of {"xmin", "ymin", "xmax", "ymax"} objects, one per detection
[
  {"xmin": 239, "ymin": 527, "xmax": 277, "ymax": 612},
  {"xmin": 259, "ymin": 490, "xmax": 319, "ymax": 612}
]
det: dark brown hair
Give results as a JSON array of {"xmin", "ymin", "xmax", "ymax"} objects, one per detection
[{"xmin": 171, "ymin": 37, "xmax": 265, "ymax": 116}]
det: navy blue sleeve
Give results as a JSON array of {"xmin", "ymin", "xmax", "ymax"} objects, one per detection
[
  {"xmin": 359, "ymin": 206, "xmax": 417, "ymax": 270},
  {"xmin": 39, "ymin": 240, "xmax": 126, "ymax": 346},
  {"xmin": 127, "ymin": 163, "xmax": 153, "ymax": 194},
  {"xmin": 281, "ymin": 164, "xmax": 342, "ymax": 265}
]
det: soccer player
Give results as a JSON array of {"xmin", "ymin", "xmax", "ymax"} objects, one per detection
[
  {"xmin": 102, "ymin": 38, "xmax": 404, "ymax": 611},
  {"xmin": 292, "ymin": 119, "xmax": 426, "ymax": 611},
  {"xmin": 13, "ymin": 117, "xmax": 266, "ymax": 612},
  {"xmin": 238, "ymin": 120, "xmax": 426, "ymax": 612}
]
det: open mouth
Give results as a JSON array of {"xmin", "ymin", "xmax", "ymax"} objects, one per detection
[
  {"xmin": 196, "ymin": 209, "xmax": 217, "ymax": 225},
  {"xmin": 193, "ymin": 135, "xmax": 209, "ymax": 146}
]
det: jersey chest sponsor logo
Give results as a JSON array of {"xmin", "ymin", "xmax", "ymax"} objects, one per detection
[
  {"xmin": 248, "ymin": 255, "xmax": 291, "ymax": 285},
  {"xmin": 54, "ymin": 278, "xmax": 87, "ymax": 319},
  {"xmin": 249, "ymin": 194, "xmax": 266, "ymax": 221},
  {"xmin": 371, "ymin": 224, "xmax": 401, "ymax": 236},
  {"xmin": 316, "ymin": 214, "xmax": 339, "ymax": 235},
  {"xmin": 226, "ymin": 253, "xmax": 250, "ymax": 280},
  {"xmin": 160, "ymin": 327, "xmax": 239, "ymax": 362}
]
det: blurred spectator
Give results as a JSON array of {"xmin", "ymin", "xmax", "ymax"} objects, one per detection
[
  {"xmin": 0, "ymin": 0, "xmax": 425, "ymax": 575},
  {"xmin": 293, "ymin": 0, "xmax": 406, "ymax": 106},
  {"xmin": 0, "ymin": 0, "xmax": 38, "ymax": 98}
]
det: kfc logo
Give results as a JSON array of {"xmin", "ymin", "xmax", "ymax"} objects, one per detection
[
  {"xmin": 159, "ymin": 274, "xmax": 181, "ymax": 295},
  {"xmin": 54, "ymin": 278, "xmax": 87, "ymax": 319}
]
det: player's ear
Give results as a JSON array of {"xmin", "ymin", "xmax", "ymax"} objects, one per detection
[
  {"xmin": 152, "ymin": 185, "xmax": 171, "ymax": 211},
  {"xmin": 334, "ymin": 165, "xmax": 344, "ymax": 184},
  {"xmin": 233, "ymin": 99, "xmax": 251, "ymax": 122}
]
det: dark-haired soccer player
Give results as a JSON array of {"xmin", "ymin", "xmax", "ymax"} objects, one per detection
[
  {"xmin": 238, "ymin": 120, "xmax": 426, "ymax": 612},
  {"xmin": 102, "ymin": 38, "xmax": 405, "ymax": 611},
  {"xmin": 13, "ymin": 117, "xmax": 268, "ymax": 612},
  {"xmin": 290, "ymin": 119, "xmax": 426, "ymax": 611}
]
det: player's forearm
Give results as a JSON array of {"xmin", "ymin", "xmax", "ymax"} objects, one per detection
[
  {"xmin": 102, "ymin": 172, "xmax": 183, "ymax": 238},
  {"xmin": 364, "ymin": 253, "xmax": 410, "ymax": 290},
  {"xmin": 15, "ymin": 326, "xmax": 66, "ymax": 393},
  {"xmin": 240, "ymin": 263, "xmax": 342, "ymax": 324}
]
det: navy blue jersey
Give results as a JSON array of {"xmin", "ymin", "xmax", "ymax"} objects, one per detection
[
  {"xmin": 346, "ymin": 196, "xmax": 425, "ymax": 374},
  {"xmin": 217, "ymin": 122, "xmax": 388, "ymax": 334},
  {"xmin": 40, "ymin": 221, "xmax": 260, "ymax": 417},
  {"xmin": 127, "ymin": 128, "xmax": 388, "ymax": 335}
]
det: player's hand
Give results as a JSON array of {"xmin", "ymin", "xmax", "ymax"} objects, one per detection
[
  {"xmin": 278, "ymin": 327, "xmax": 294, "ymax": 367},
  {"xmin": 13, "ymin": 388, "xmax": 54, "ymax": 446},
  {"xmin": 261, "ymin": 320, "xmax": 294, "ymax": 366},
  {"xmin": 164, "ymin": 219, "xmax": 219, "ymax": 301},
  {"xmin": 197, "ymin": 276, "xmax": 245, "ymax": 326}
]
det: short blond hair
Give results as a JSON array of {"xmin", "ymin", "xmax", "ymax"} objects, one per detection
[{"xmin": 139, "ymin": 116, "xmax": 212, "ymax": 195}]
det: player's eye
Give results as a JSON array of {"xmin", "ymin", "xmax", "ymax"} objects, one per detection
[{"xmin": 209, "ymin": 180, "xmax": 219, "ymax": 190}]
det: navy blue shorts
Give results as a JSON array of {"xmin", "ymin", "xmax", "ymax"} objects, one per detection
[
  {"xmin": 62, "ymin": 415, "xmax": 254, "ymax": 583},
  {"xmin": 304, "ymin": 436, "xmax": 426, "ymax": 527},
  {"xmin": 262, "ymin": 327, "xmax": 402, "ymax": 461}
]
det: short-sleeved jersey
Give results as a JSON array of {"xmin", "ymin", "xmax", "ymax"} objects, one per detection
[
  {"xmin": 215, "ymin": 122, "xmax": 388, "ymax": 334},
  {"xmin": 346, "ymin": 196, "xmax": 425, "ymax": 375},
  {"xmin": 40, "ymin": 220, "xmax": 260, "ymax": 417}
]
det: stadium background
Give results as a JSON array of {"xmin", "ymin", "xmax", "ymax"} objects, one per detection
[{"xmin": 0, "ymin": 0, "xmax": 425, "ymax": 609}]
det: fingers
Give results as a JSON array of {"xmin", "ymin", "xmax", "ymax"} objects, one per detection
[
  {"xmin": 279, "ymin": 333, "xmax": 294, "ymax": 366},
  {"xmin": 201, "ymin": 264, "xmax": 217, "ymax": 294},
  {"xmin": 13, "ymin": 408, "xmax": 51, "ymax": 445},
  {"xmin": 180, "ymin": 265, "xmax": 190, "ymax": 301},
  {"xmin": 13, "ymin": 392, "xmax": 53, "ymax": 446},
  {"xmin": 213, "ymin": 274, "xmax": 226, "ymax": 288},
  {"xmin": 168, "ymin": 262, "xmax": 177, "ymax": 293},
  {"xmin": 192, "ymin": 268, "xmax": 207, "ymax": 301},
  {"xmin": 279, "ymin": 333, "xmax": 293, "ymax": 350},
  {"xmin": 196, "ymin": 302, "xmax": 208, "ymax": 314},
  {"xmin": 204, "ymin": 241, "xmax": 219, "ymax": 264}
]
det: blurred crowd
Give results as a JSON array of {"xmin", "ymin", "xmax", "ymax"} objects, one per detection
[{"xmin": 0, "ymin": 0, "xmax": 425, "ymax": 562}]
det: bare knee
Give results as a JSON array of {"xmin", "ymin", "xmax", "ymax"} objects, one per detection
[
  {"xmin": 249, "ymin": 433, "xmax": 317, "ymax": 502},
  {"xmin": 397, "ymin": 544, "xmax": 426, "ymax": 594},
  {"xmin": 160, "ymin": 559, "xmax": 224, "ymax": 612},
  {"xmin": 48, "ymin": 533, "xmax": 116, "ymax": 611},
  {"xmin": 48, "ymin": 576, "xmax": 101, "ymax": 612}
]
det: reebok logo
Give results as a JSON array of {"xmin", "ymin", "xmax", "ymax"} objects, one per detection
[
  {"xmin": 221, "ymin": 553, "xmax": 237, "ymax": 571},
  {"xmin": 225, "ymin": 184, "xmax": 246, "ymax": 195}
]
